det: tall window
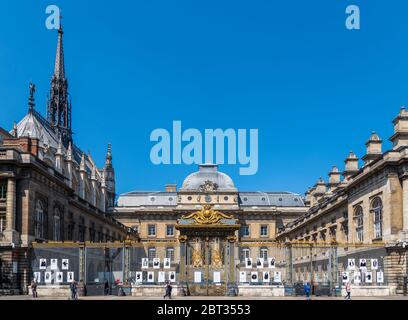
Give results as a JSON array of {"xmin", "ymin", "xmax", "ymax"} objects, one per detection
[
  {"xmin": 354, "ymin": 206, "xmax": 364, "ymax": 242},
  {"xmin": 241, "ymin": 248, "xmax": 250, "ymax": 262},
  {"xmin": 89, "ymin": 222, "xmax": 96, "ymax": 242},
  {"xmin": 34, "ymin": 200, "xmax": 46, "ymax": 239},
  {"xmin": 0, "ymin": 182, "xmax": 7, "ymax": 200},
  {"xmin": 0, "ymin": 209, "xmax": 5, "ymax": 233},
  {"xmin": 53, "ymin": 207, "xmax": 62, "ymax": 241},
  {"xmin": 372, "ymin": 198, "xmax": 383, "ymax": 239},
  {"xmin": 166, "ymin": 225, "xmax": 174, "ymax": 237},
  {"xmin": 260, "ymin": 247, "xmax": 268, "ymax": 260},
  {"xmin": 148, "ymin": 224, "xmax": 156, "ymax": 237},
  {"xmin": 260, "ymin": 225, "xmax": 268, "ymax": 237},
  {"xmin": 148, "ymin": 247, "xmax": 156, "ymax": 260},
  {"xmin": 240, "ymin": 225, "xmax": 250, "ymax": 237},
  {"xmin": 78, "ymin": 217, "xmax": 85, "ymax": 242},
  {"xmin": 166, "ymin": 247, "xmax": 175, "ymax": 261}
]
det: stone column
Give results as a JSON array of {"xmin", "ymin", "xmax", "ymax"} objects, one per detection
[
  {"xmin": 402, "ymin": 178, "xmax": 408, "ymax": 233},
  {"xmin": 6, "ymin": 177, "xmax": 16, "ymax": 231}
]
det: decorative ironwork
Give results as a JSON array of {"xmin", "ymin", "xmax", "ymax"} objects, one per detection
[{"xmin": 181, "ymin": 205, "xmax": 234, "ymax": 225}]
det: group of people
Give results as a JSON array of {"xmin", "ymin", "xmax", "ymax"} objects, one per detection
[{"xmin": 302, "ymin": 281, "xmax": 352, "ymax": 300}]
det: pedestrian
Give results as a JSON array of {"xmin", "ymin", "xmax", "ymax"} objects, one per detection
[
  {"xmin": 345, "ymin": 281, "xmax": 351, "ymax": 300},
  {"xmin": 31, "ymin": 279, "xmax": 38, "ymax": 298},
  {"xmin": 304, "ymin": 282, "xmax": 311, "ymax": 300},
  {"xmin": 70, "ymin": 281, "xmax": 78, "ymax": 300},
  {"xmin": 163, "ymin": 281, "xmax": 172, "ymax": 299},
  {"xmin": 104, "ymin": 280, "xmax": 110, "ymax": 295}
]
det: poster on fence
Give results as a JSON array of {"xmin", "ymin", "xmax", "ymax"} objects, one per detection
[
  {"xmin": 245, "ymin": 258, "xmax": 252, "ymax": 269},
  {"xmin": 353, "ymin": 271, "xmax": 361, "ymax": 284},
  {"xmin": 164, "ymin": 258, "xmax": 171, "ymax": 269},
  {"xmin": 62, "ymin": 259, "xmax": 69, "ymax": 270},
  {"xmin": 33, "ymin": 272, "xmax": 41, "ymax": 283},
  {"xmin": 153, "ymin": 258, "xmax": 160, "ymax": 269},
  {"xmin": 39, "ymin": 259, "xmax": 47, "ymax": 270},
  {"xmin": 239, "ymin": 271, "xmax": 247, "ymax": 283},
  {"xmin": 50, "ymin": 259, "xmax": 58, "ymax": 270},
  {"xmin": 365, "ymin": 271, "xmax": 373, "ymax": 283},
  {"xmin": 347, "ymin": 259, "xmax": 355, "ymax": 270},
  {"xmin": 169, "ymin": 271, "xmax": 176, "ymax": 283},
  {"xmin": 213, "ymin": 271, "xmax": 221, "ymax": 284},
  {"xmin": 263, "ymin": 271, "xmax": 270, "ymax": 283},
  {"xmin": 147, "ymin": 271, "xmax": 154, "ymax": 283},
  {"xmin": 56, "ymin": 272, "xmax": 63, "ymax": 283},
  {"xmin": 250, "ymin": 272, "xmax": 258, "ymax": 283},
  {"xmin": 359, "ymin": 259, "xmax": 367, "ymax": 271},
  {"xmin": 268, "ymin": 257, "xmax": 276, "ymax": 269},
  {"xmin": 371, "ymin": 259, "xmax": 379, "ymax": 270},
  {"xmin": 45, "ymin": 271, "xmax": 52, "ymax": 284},
  {"xmin": 135, "ymin": 271, "xmax": 143, "ymax": 283},
  {"xmin": 67, "ymin": 272, "xmax": 75, "ymax": 283},
  {"xmin": 256, "ymin": 258, "xmax": 264, "ymax": 269},
  {"xmin": 342, "ymin": 272, "xmax": 349, "ymax": 283}
]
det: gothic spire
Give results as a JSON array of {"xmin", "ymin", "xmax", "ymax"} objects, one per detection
[
  {"xmin": 28, "ymin": 81, "xmax": 36, "ymax": 113},
  {"xmin": 105, "ymin": 143, "xmax": 113, "ymax": 167},
  {"xmin": 47, "ymin": 18, "xmax": 72, "ymax": 147}
]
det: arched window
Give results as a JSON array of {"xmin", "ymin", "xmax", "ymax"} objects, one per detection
[
  {"xmin": 354, "ymin": 206, "xmax": 364, "ymax": 242},
  {"xmin": 35, "ymin": 200, "xmax": 46, "ymax": 239},
  {"xmin": 372, "ymin": 198, "xmax": 383, "ymax": 239},
  {"xmin": 53, "ymin": 207, "xmax": 62, "ymax": 241}
]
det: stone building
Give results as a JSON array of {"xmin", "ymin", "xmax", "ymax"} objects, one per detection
[
  {"xmin": 276, "ymin": 108, "xmax": 408, "ymax": 295},
  {"xmin": 0, "ymin": 25, "xmax": 134, "ymax": 294}
]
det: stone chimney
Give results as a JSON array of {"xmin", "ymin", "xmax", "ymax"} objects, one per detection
[
  {"xmin": 312, "ymin": 177, "xmax": 326, "ymax": 202},
  {"xmin": 165, "ymin": 184, "xmax": 177, "ymax": 193},
  {"xmin": 390, "ymin": 106, "xmax": 408, "ymax": 149},
  {"xmin": 362, "ymin": 131, "xmax": 382, "ymax": 165},
  {"xmin": 328, "ymin": 166, "xmax": 341, "ymax": 192},
  {"xmin": 343, "ymin": 151, "xmax": 359, "ymax": 181}
]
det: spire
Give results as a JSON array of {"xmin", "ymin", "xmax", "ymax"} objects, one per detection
[
  {"xmin": 56, "ymin": 135, "xmax": 63, "ymax": 155},
  {"xmin": 80, "ymin": 152, "xmax": 86, "ymax": 172},
  {"xmin": 12, "ymin": 121, "xmax": 18, "ymax": 138},
  {"xmin": 28, "ymin": 82, "xmax": 36, "ymax": 113},
  {"xmin": 47, "ymin": 17, "xmax": 72, "ymax": 147},
  {"xmin": 66, "ymin": 141, "xmax": 73, "ymax": 161},
  {"xmin": 105, "ymin": 143, "xmax": 113, "ymax": 167}
]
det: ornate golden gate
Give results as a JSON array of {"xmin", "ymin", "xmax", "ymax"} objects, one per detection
[{"xmin": 176, "ymin": 205, "xmax": 240, "ymax": 296}]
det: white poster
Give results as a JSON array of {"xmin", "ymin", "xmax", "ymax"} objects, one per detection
[
  {"xmin": 147, "ymin": 271, "xmax": 155, "ymax": 283},
  {"xmin": 377, "ymin": 270, "xmax": 384, "ymax": 283},
  {"xmin": 263, "ymin": 271, "xmax": 270, "ymax": 283},
  {"xmin": 141, "ymin": 258, "xmax": 149, "ymax": 269},
  {"xmin": 67, "ymin": 272, "xmax": 75, "ymax": 283},
  {"xmin": 158, "ymin": 271, "xmax": 166, "ymax": 283},
  {"xmin": 194, "ymin": 271, "xmax": 202, "ymax": 283},
  {"xmin": 169, "ymin": 271, "xmax": 176, "ymax": 283},
  {"xmin": 353, "ymin": 271, "xmax": 361, "ymax": 284},
  {"xmin": 347, "ymin": 259, "xmax": 355, "ymax": 270},
  {"xmin": 359, "ymin": 259, "xmax": 367, "ymax": 270},
  {"xmin": 62, "ymin": 259, "xmax": 69, "ymax": 270},
  {"xmin": 39, "ymin": 259, "xmax": 47, "ymax": 270},
  {"xmin": 56, "ymin": 272, "xmax": 63, "ymax": 283},
  {"xmin": 365, "ymin": 271, "xmax": 373, "ymax": 283},
  {"xmin": 50, "ymin": 259, "xmax": 58, "ymax": 270},
  {"xmin": 33, "ymin": 272, "xmax": 41, "ymax": 283},
  {"xmin": 256, "ymin": 258, "xmax": 264, "ymax": 269},
  {"xmin": 273, "ymin": 271, "xmax": 282, "ymax": 283},
  {"xmin": 268, "ymin": 257, "xmax": 276, "ymax": 269},
  {"xmin": 135, "ymin": 271, "xmax": 143, "ymax": 283},
  {"xmin": 239, "ymin": 271, "xmax": 247, "ymax": 283},
  {"xmin": 342, "ymin": 272, "xmax": 350, "ymax": 283},
  {"xmin": 164, "ymin": 258, "xmax": 171, "ymax": 269},
  {"xmin": 153, "ymin": 258, "xmax": 160, "ymax": 269},
  {"xmin": 250, "ymin": 272, "xmax": 258, "ymax": 283},
  {"xmin": 44, "ymin": 271, "xmax": 52, "ymax": 284},
  {"xmin": 371, "ymin": 259, "xmax": 379, "ymax": 270},
  {"xmin": 245, "ymin": 258, "xmax": 252, "ymax": 269},
  {"xmin": 213, "ymin": 271, "xmax": 221, "ymax": 284}
]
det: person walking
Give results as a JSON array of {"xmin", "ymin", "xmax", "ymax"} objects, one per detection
[
  {"xmin": 31, "ymin": 279, "xmax": 38, "ymax": 298},
  {"xmin": 345, "ymin": 281, "xmax": 351, "ymax": 300},
  {"xmin": 304, "ymin": 282, "xmax": 311, "ymax": 300},
  {"xmin": 104, "ymin": 280, "xmax": 110, "ymax": 295},
  {"xmin": 70, "ymin": 281, "xmax": 78, "ymax": 300},
  {"xmin": 163, "ymin": 281, "xmax": 172, "ymax": 299}
]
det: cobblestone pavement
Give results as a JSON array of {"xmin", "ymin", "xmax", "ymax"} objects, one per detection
[{"xmin": 1, "ymin": 295, "xmax": 408, "ymax": 300}]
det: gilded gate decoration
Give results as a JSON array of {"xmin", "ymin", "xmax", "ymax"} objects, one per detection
[{"xmin": 180, "ymin": 205, "xmax": 235, "ymax": 225}]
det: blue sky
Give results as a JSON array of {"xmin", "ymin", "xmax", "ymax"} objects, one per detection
[{"xmin": 1, "ymin": 0, "xmax": 408, "ymax": 196}]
